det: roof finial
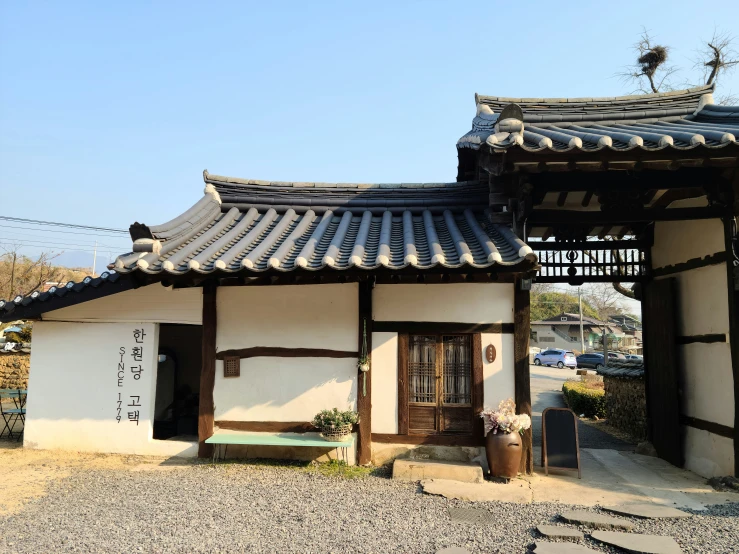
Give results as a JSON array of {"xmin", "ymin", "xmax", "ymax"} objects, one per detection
[
  {"xmin": 694, "ymin": 92, "xmax": 715, "ymax": 114},
  {"xmin": 202, "ymin": 169, "xmax": 210, "ymax": 183}
]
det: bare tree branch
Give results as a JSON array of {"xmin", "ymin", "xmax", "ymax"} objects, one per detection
[
  {"xmin": 694, "ymin": 29, "xmax": 739, "ymax": 86},
  {"xmin": 619, "ymin": 28, "xmax": 677, "ymax": 93},
  {"xmin": 0, "ymin": 245, "xmax": 86, "ymax": 300}
]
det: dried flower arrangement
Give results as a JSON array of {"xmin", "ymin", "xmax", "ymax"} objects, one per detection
[{"xmin": 479, "ymin": 398, "xmax": 532, "ymax": 436}]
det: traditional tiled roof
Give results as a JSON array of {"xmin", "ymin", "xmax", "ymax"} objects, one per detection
[
  {"xmin": 0, "ymin": 173, "xmax": 537, "ymax": 322},
  {"xmin": 457, "ymin": 85, "xmax": 739, "ymax": 153},
  {"xmin": 0, "ymin": 271, "xmax": 132, "ymax": 321},
  {"xmin": 115, "ymin": 172, "xmax": 537, "ymax": 275},
  {"xmin": 596, "ymin": 360, "xmax": 645, "ymax": 379}
]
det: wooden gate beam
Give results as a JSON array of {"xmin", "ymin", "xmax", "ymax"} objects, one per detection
[
  {"xmin": 723, "ymin": 214, "xmax": 739, "ymax": 475},
  {"xmin": 198, "ymin": 282, "xmax": 217, "ymax": 458},
  {"xmin": 528, "ymin": 206, "xmax": 728, "ymax": 226},
  {"xmin": 514, "ymin": 279, "xmax": 533, "ymax": 475},
  {"xmin": 357, "ymin": 280, "xmax": 373, "ymax": 465}
]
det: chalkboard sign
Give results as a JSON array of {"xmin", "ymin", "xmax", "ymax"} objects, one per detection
[{"xmin": 542, "ymin": 407, "xmax": 581, "ymax": 478}]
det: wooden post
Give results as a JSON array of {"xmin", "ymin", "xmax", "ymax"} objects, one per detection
[
  {"xmin": 723, "ymin": 215, "xmax": 739, "ymax": 475},
  {"xmin": 514, "ymin": 279, "xmax": 533, "ymax": 475},
  {"xmin": 198, "ymin": 282, "xmax": 217, "ymax": 458},
  {"xmin": 357, "ymin": 280, "xmax": 373, "ymax": 465}
]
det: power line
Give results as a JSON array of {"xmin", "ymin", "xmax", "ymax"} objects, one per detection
[
  {"xmin": 0, "ymin": 223, "xmax": 128, "ymax": 237},
  {"xmin": 0, "ymin": 238, "xmax": 128, "ymax": 250},
  {"xmin": 0, "ymin": 231, "xmax": 129, "ymax": 246},
  {"xmin": 0, "ymin": 216, "xmax": 128, "ymax": 234}
]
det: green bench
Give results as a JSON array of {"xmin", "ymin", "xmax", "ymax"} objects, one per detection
[{"xmin": 205, "ymin": 432, "xmax": 355, "ymax": 464}]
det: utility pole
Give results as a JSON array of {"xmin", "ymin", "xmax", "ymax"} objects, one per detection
[
  {"xmin": 91, "ymin": 241, "xmax": 97, "ymax": 277},
  {"xmin": 578, "ymin": 287, "xmax": 585, "ymax": 353}
]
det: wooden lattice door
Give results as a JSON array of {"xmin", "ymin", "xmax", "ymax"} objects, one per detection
[{"xmin": 407, "ymin": 334, "xmax": 473, "ymax": 435}]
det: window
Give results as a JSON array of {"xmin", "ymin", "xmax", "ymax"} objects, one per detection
[
  {"xmin": 530, "ymin": 330, "xmax": 538, "ymax": 342},
  {"xmin": 561, "ymin": 317, "xmax": 568, "ymax": 321},
  {"xmin": 407, "ymin": 334, "xmax": 473, "ymax": 435}
]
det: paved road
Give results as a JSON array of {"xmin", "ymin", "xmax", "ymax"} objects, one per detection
[{"xmin": 530, "ymin": 364, "xmax": 634, "ymax": 451}]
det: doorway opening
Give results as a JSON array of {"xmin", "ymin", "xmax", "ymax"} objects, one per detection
[{"xmin": 153, "ymin": 324, "xmax": 202, "ymax": 440}]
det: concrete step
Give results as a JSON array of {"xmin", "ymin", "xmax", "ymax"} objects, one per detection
[{"xmin": 392, "ymin": 459, "xmax": 484, "ymax": 483}]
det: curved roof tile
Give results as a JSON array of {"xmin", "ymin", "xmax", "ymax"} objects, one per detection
[
  {"xmin": 114, "ymin": 194, "xmax": 536, "ymax": 275},
  {"xmin": 458, "ymin": 85, "xmax": 739, "ymax": 154}
]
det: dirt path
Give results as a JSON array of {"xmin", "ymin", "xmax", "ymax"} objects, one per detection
[{"xmin": 0, "ymin": 442, "xmax": 193, "ymax": 516}]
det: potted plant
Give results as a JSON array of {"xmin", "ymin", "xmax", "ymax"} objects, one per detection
[
  {"xmin": 312, "ymin": 408, "xmax": 358, "ymax": 442},
  {"xmin": 479, "ymin": 398, "xmax": 531, "ymax": 480},
  {"xmin": 357, "ymin": 355, "xmax": 370, "ymax": 373}
]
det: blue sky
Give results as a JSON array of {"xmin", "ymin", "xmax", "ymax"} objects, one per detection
[{"xmin": 1, "ymin": 0, "xmax": 738, "ymax": 273}]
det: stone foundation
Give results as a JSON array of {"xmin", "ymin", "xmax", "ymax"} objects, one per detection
[
  {"xmin": 371, "ymin": 442, "xmax": 486, "ymax": 469},
  {"xmin": 603, "ymin": 375, "xmax": 646, "ymax": 441},
  {"xmin": 0, "ymin": 353, "xmax": 29, "ymax": 389}
]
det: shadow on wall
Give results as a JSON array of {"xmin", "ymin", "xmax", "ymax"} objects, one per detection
[{"xmin": 215, "ymin": 357, "xmax": 358, "ymax": 421}]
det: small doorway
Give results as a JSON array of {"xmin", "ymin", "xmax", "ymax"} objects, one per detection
[
  {"xmin": 153, "ymin": 324, "xmax": 202, "ymax": 440},
  {"xmin": 407, "ymin": 334, "xmax": 473, "ymax": 435}
]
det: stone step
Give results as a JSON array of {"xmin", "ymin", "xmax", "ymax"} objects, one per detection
[
  {"xmin": 392, "ymin": 459, "xmax": 484, "ymax": 483},
  {"xmin": 423, "ymin": 478, "xmax": 532, "ymax": 503},
  {"xmin": 590, "ymin": 530, "xmax": 682, "ymax": 553},
  {"xmin": 560, "ymin": 509, "xmax": 634, "ymax": 530},
  {"xmin": 536, "ymin": 524, "xmax": 584, "ymax": 540},
  {"xmin": 602, "ymin": 503, "xmax": 691, "ymax": 519},
  {"xmin": 533, "ymin": 542, "xmax": 601, "ymax": 553}
]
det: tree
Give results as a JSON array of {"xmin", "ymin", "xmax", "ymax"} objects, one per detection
[
  {"xmin": 621, "ymin": 27, "xmax": 738, "ymax": 101},
  {"xmin": 582, "ymin": 283, "xmax": 625, "ymax": 356},
  {"xmin": 623, "ymin": 29, "xmax": 677, "ymax": 94},
  {"xmin": 530, "ymin": 284, "xmax": 600, "ymax": 322},
  {"xmin": 0, "ymin": 245, "xmax": 88, "ymax": 301}
]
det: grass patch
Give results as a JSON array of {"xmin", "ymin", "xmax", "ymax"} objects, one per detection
[
  {"xmin": 203, "ymin": 457, "xmax": 384, "ymax": 479},
  {"xmin": 306, "ymin": 460, "xmax": 378, "ymax": 479}
]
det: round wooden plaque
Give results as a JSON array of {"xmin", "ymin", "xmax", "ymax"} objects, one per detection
[{"xmin": 485, "ymin": 344, "xmax": 496, "ymax": 363}]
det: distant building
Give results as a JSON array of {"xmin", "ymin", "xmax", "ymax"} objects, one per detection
[
  {"xmin": 609, "ymin": 315, "xmax": 643, "ymax": 354},
  {"xmin": 530, "ymin": 313, "xmax": 623, "ymax": 353}
]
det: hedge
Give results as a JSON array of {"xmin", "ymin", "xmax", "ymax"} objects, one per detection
[{"xmin": 562, "ymin": 381, "xmax": 606, "ymax": 419}]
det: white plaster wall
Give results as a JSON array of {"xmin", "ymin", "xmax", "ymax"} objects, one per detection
[
  {"xmin": 217, "ymin": 284, "xmax": 357, "ymax": 350},
  {"xmin": 43, "ymin": 285, "xmax": 203, "ymax": 325},
  {"xmin": 680, "ymin": 342, "xmax": 734, "ymax": 428},
  {"xmin": 24, "ymin": 321, "xmax": 197, "ymax": 457},
  {"xmin": 214, "ymin": 357, "xmax": 357, "ymax": 421},
  {"xmin": 481, "ymin": 332, "xmax": 515, "ymax": 410},
  {"xmin": 652, "ymin": 218, "xmax": 734, "ymax": 476},
  {"xmin": 373, "ymin": 283, "xmax": 514, "ymax": 323},
  {"xmin": 214, "ymin": 284, "xmax": 358, "ymax": 422},
  {"xmin": 671, "ymin": 265, "xmax": 730, "ymax": 336},
  {"xmin": 651, "ymin": 219, "xmax": 725, "ymax": 269},
  {"xmin": 371, "ymin": 332, "xmax": 398, "ymax": 433},
  {"xmin": 683, "ymin": 425, "xmax": 735, "ymax": 478}
]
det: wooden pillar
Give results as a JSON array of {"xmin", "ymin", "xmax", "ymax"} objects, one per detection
[
  {"xmin": 723, "ymin": 215, "xmax": 739, "ymax": 475},
  {"xmin": 198, "ymin": 282, "xmax": 217, "ymax": 458},
  {"xmin": 357, "ymin": 280, "xmax": 373, "ymax": 465},
  {"xmin": 514, "ymin": 279, "xmax": 533, "ymax": 474}
]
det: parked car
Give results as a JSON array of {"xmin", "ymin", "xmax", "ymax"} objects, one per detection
[
  {"xmin": 533, "ymin": 349, "xmax": 577, "ymax": 369},
  {"xmin": 625, "ymin": 354, "xmax": 643, "ymax": 362},
  {"xmin": 576, "ymin": 352, "xmax": 624, "ymax": 369}
]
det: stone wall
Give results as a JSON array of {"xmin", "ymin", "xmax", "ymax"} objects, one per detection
[
  {"xmin": 0, "ymin": 353, "xmax": 30, "ymax": 389},
  {"xmin": 603, "ymin": 375, "xmax": 647, "ymax": 441}
]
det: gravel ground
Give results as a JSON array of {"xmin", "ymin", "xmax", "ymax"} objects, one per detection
[{"xmin": 0, "ymin": 463, "xmax": 737, "ymax": 554}]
